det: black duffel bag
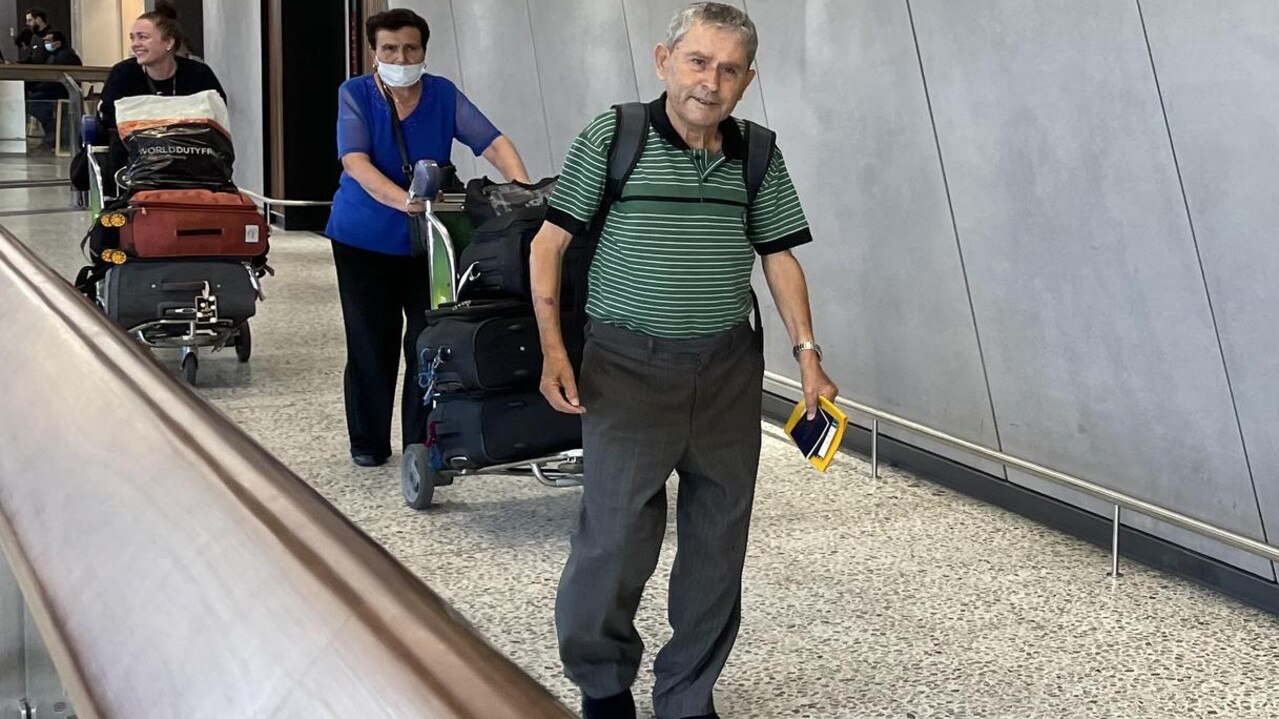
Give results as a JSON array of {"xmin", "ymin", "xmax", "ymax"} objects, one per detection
[
  {"xmin": 457, "ymin": 206, "xmax": 587, "ymax": 301},
  {"xmin": 118, "ymin": 123, "xmax": 236, "ymax": 191},
  {"xmin": 463, "ymin": 176, "xmax": 557, "ymax": 227}
]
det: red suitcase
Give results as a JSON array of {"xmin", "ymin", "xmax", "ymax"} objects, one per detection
[{"xmin": 119, "ymin": 189, "xmax": 269, "ymax": 259}]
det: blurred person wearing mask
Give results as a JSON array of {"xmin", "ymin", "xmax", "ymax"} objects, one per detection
[{"xmin": 26, "ymin": 30, "xmax": 81, "ymax": 151}]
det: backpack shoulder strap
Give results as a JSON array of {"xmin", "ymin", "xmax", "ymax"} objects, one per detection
[
  {"xmin": 603, "ymin": 102, "xmax": 650, "ymax": 207},
  {"xmin": 574, "ymin": 103, "xmax": 650, "ymax": 314},
  {"xmin": 742, "ymin": 119, "xmax": 776, "ymax": 205},
  {"xmin": 742, "ymin": 120, "xmax": 776, "ymax": 353}
]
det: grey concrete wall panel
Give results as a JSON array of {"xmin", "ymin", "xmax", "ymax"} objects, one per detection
[
  {"xmin": 451, "ymin": 1, "xmax": 554, "ymax": 181},
  {"xmin": 528, "ymin": 0, "xmax": 640, "ymax": 173},
  {"xmin": 1139, "ymin": 0, "xmax": 1279, "ymax": 573},
  {"xmin": 392, "ymin": 0, "xmax": 477, "ymax": 180},
  {"xmin": 910, "ymin": 0, "xmax": 1270, "ymax": 575},
  {"xmin": 620, "ymin": 0, "xmax": 766, "ymax": 124},
  {"xmin": 202, "ymin": 1, "xmax": 264, "ymax": 194},
  {"xmin": 745, "ymin": 0, "xmax": 1004, "ymax": 475}
]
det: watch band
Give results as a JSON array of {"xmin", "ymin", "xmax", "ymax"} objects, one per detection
[{"xmin": 793, "ymin": 341, "xmax": 822, "ymax": 362}]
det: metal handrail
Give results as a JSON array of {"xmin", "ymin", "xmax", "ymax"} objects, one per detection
[
  {"xmin": 0, "ymin": 224, "xmax": 574, "ymax": 718},
  {"xmin": 762, "ymin": 371, "xmax": 1279, "ymax": 571},
  {"xmin": 239, "ymin": 188, "xmax": 333, "ymax": 209},
  {"xmin": 238, "ymin": 189, "xmax": 332, "ymax": 226},
  {"xmin": 0, "ymin": 64, "xmax": 111, "ymax": 82}
]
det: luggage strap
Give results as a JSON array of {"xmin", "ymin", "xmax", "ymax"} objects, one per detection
[
  {"xmin": 417, "ymin": 347, "xmax": 445, "ymax": 406},
  {"xmin": 380, "ymin": 81, "xmax": 429, "ymax": 259}
]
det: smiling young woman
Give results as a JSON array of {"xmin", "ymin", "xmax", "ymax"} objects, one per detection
[{"xmin": 93, "ymin": 2, "xmax": 227, "ymax": 194}]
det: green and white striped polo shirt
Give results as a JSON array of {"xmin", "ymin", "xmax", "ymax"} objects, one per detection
[{"xmin": 546, "ymin": 95, "xmax": 812, "ymax": 339}]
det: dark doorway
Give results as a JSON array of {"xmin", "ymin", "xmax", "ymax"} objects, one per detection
[{"xmin": 165, "ymin": 0, "xmax": 203, "ymax": 58}]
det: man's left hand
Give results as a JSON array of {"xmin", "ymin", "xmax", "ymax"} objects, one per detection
[{"xmin": 799, "ymin": 354, "xmax": 839, "ymax": 420}]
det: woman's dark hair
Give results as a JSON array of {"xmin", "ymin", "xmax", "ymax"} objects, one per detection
[
  {"xmin": 366, "ymin": 9, "xmax": 430, "ymax": 50},
  {"xmin": 138, "ymin": 0, "xmax": 185, "ymax": 51}
]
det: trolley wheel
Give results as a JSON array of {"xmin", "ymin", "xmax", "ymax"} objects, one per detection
[
  {"xmin": 402, "ymin": 443, "xmax": 437, "ymax": 510},
  {"xmin": 181, "ymin": 352, "xmax": 198, "ymax": 384},
  {"xmin": 235, "ymin": 322, "xmax": 252, "ymax": 362}
]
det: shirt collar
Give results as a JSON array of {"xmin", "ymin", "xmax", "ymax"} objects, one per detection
[{"xmin": 647, "ymin": 93, "xmax": 745, "ymax": 160}]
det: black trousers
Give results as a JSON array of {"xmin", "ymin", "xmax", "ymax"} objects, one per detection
[{"xmin": 331, "ymin": 240, "xmax": 432, "ymax": 459}]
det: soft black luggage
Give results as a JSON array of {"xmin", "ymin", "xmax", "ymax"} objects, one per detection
[
  {"xmin": 457, "ymin": 207, "xmax": 586, "ymax": 301},
  {"xmin": 428, "ymin": 390, "xmax": 583, "ymax": 469},
  {"xmin": 457, "ymin": 208, "xmax": 542, "ymax": 300},
  {"xmin": 416, "ymin": 299, "xmax": 583, "ymax": 394},
  {"xmin": 101, "ymin": 260, "xmax": 257, "ymax": 331},
  {"xmin": 463, "ymin": 176, "xmax": 557, "ymax": 227}
]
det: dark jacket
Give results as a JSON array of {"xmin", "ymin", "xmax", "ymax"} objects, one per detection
[
  {"xmin": 19, "ymin": 26, "xmax": 55, "ymax": 64},
  {"xmin": 27, "ymin": 46, "xmax": 83, "ymax": 100},
  {"xmin": 48, "ymin": 46, "xmax": 82, "ymax": 67}
]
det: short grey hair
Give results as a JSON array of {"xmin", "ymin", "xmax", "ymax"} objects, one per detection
[{"xmin": 665, "ymin": 2, "xmax": 759, "ymax": 67}]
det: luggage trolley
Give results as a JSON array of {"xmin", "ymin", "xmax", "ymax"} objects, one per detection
[
  {"xmin": 80, "ymin": 119, "xmax": 262, "ymax": 384},
  {"xmin": 400, "ymin": 160, "xmax": 583, "ymax": 510}
]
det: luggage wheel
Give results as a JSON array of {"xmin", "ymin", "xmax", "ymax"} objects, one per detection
[
  {"xmin": 234, "ymin": 322, "xmax": 252, "ymax": 362},
  {"xmin": 180, "ymin": 347, "xmax": 198, "ymax": 384},
  {"xmin": 402, "ymin": 443, "xmax": 450, "ymax": 511}
]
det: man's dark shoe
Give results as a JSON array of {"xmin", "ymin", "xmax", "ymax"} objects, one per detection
[
  {"xmin": 581, "ymin": 690, "xmax": 636, "ymax": 719},
  {"xmin": 351, "ymin": 453, "xmax": 387, "ymax": 467}
]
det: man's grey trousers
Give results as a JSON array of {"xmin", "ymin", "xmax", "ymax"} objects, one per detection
[{"xmin": 556, "ymin": 320, "xmax": 765, "ymax": 719}]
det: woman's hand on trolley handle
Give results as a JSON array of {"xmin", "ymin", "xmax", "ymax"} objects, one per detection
[{"xmin": 404, "ymin": 191, "xmax": 425, "ymax": 216}]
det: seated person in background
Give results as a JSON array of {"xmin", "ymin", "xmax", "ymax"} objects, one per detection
[{"xmin": 26, "ymin": 31, "xmax": 82, "ymax": 152}]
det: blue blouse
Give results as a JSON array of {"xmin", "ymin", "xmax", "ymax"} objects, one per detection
[{"xmin": 325, "ymin": 73, "xmax": 501, "ymax": 255}]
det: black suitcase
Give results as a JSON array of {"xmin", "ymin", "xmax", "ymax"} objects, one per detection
[
  {"xmin": 101, "ymin": 260, "xmax": 257, "ymax": 331},
  {"xmin": 429, "ymin": 390, "xmax": 582, "ymax": 469},
  {"xmin": 416, "ymin": 300, "xmax": 583, "ymax": 394},
  {"xmin": 457, "ymin": 207, "xmax": 587, "ymax": 301},
  {"xmin": 457, "ymin": 207, "xmax": 542, "ymax": 299}
]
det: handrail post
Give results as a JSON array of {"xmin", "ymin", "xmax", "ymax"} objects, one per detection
[
  {"xmin": 871, "ymin": 419, "xmax": 880, "ymax": 478},
  {"xmin": 1109, "ymin": 505, "xmax": 1122, "ymax": 578}
]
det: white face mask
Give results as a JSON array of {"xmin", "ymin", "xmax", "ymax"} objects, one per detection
[
  {"xmin": 44, "ymin": 43, "xmax": 56, "ymax": 52},
  {"xmin": 378, "ymin": 61, "xmax": 424, "ymax": 88}
]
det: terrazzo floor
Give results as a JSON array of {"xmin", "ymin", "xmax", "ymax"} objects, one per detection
[{"xmin": 5, "ymin": 156, "xmax": 1279, "ymax": 718}]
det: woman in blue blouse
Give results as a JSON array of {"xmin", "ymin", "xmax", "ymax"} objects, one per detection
[{"xmin": 327, "ymin": 9, "xmax": 529, "ymax": 468}]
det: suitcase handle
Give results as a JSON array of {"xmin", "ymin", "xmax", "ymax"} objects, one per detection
[
  {"xmin": 176, "ymin": 228, "xmax": 226, "ymax": 237},
  {"xmin": 159, "ymin": 280, "xmax": 210, "ymax": 293}
]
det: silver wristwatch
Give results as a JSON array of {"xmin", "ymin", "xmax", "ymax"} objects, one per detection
[{"xmin": 792, "ymin": 340, "xmax": 822, "ymax": 362}]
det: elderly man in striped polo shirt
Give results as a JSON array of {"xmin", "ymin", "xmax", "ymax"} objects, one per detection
[{"xmin": 529, "ymin": 4, "xmax": 837, "ymax": 718}]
